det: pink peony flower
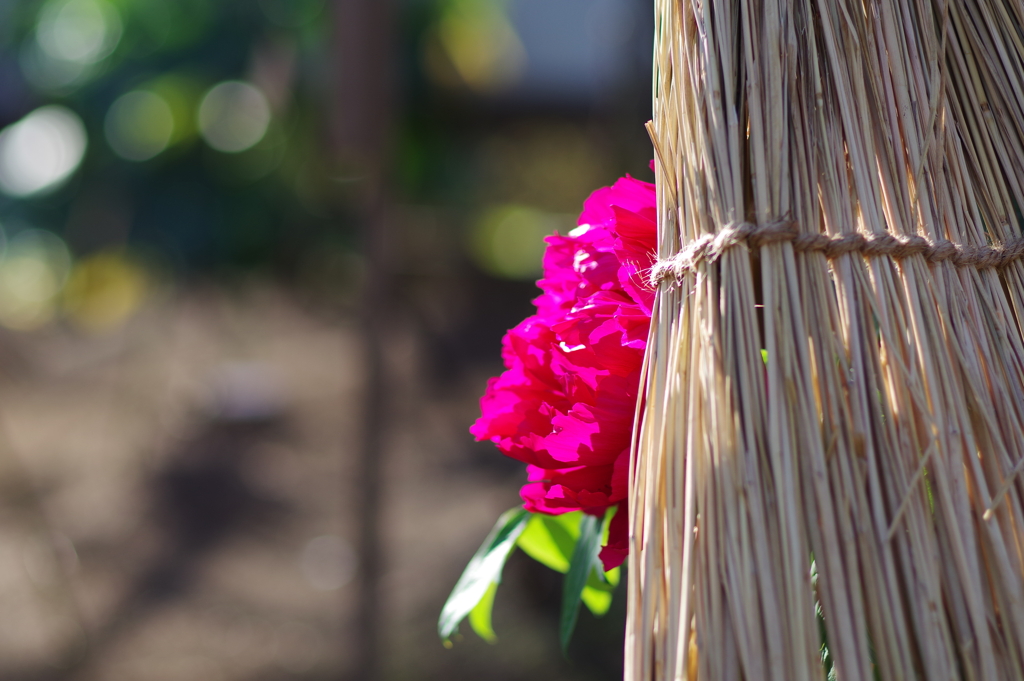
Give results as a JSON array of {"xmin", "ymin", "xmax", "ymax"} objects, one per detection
[{"xmin": 470, "ymin": 175, "xmax": 657, "ymax": 571}]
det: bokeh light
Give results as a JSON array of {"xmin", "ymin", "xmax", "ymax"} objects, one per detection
[
  {"xmin": 0, "ymin": 0, "xmax": 653, "ymax": 675},
  {"xmin": 146, "ymin": 75, "xmax": 204, "ymax": 145},
  {"xmin": 105, "ymin": 90, "xmax": 175, "ymax": 161},
  {"xmin": 425, "ymin": 1, "xmax": 526, "ymax": 92},
  {"xmin": 197, "ymin": 81, "xmax": 271, "ymax": 153},
  {"xmin": 468, "ymin": 204, "xmax": 571, "ymax": 280},
  {"xmin": 300, "ymin": 535, "xmax": 355, "ymax": 592},
  {"xmin": 35, "ymin": 0, "xmax": 122, "ymax": 65},
  {"xmin": 18, "ymin": 40, "xmax": 86, "ymax": 91},
  {"xmin": 0, "ymin": 229, "xmax": 72, "ymax": 330},
  {"xmin": 0, "ymin": 106, "xmax": 87, "ymax": 197},
  {"xmin": 62, "ymin": 251, "xmax": 148, "ymax": 332}
]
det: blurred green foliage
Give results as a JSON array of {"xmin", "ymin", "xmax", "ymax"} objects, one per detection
[
  {"xmin": 0, "ymin": 0, "xmax": 337, "ymax": 277},
  {"xmin": 0, "ymin": 0, "xmax": 652, "ymax": 678}
]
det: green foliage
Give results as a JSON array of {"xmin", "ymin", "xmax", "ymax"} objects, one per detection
[
  {"xmin": 0, "ymin": 0, "xmax": 340, "ymax": 275},
  {"xmin": 560, "ymin": 513, "xmax": 602, "ymax": 654},
  {"xmin": 812, "ymin": 559, "xmax": 837, "ymax": 681},
  {"xmin": 579, "ymin": 584, "xmax": 612, "ymax": 616},
  {"xmin": 440, "ymin": 506, "xmax": 622, "ymax": 650},
  {"xmin": 437, "ymin": 506, "xmax": 530, "ymax": 643},
  {"xmin": 468, "ymin": 581, "xmax": 499, "ymax": 642},
  {"xmin": 516, "ymin": 511, "xmax": 581, "ymax": 572},
  {"xmin": 516, "ymin": 510, "xmax": 620, "ymax": 617}
]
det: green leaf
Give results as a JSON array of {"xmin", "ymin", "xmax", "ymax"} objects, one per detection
[
  {"xmin": 468, "ymin": 581, "xmax": 499, "ymax": 642},
  {"xmin": 581, "ymin": 585, "xmax": 613, "ymax": 615},
  {"xmin": 560, "ymin": 513, "xmax": 602, "ymax": 654},
  {"xmin": 600, "ymin": 505, "xmax": 617, "ymax": 544},
  {"xmin": 581, "ymin": 565, "xmax": 620, "ymax": 615},
  {"xmin": 586, "ymin": 565, "xmax": 620, "ymax": 591},
  {"xmin": 438, "ymin": 507, "xmax": 530, "ymax": 643},
  {"xmin": 519, "ymin": 511, "xmax": 620, "ymax": 618},
  {"xmin": 516, "ymin": 511, "xmax": 582, "ymax": 573}
]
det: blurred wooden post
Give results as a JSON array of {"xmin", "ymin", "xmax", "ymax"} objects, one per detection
[{"xmin": 330, "ymin": 1, "xmax": 394, "ymax": 679}]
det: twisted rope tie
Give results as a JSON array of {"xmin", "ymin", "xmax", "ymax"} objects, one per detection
[{"xmin": 649, "ymin": 219, "xmax": 1024, "ymax": 287}]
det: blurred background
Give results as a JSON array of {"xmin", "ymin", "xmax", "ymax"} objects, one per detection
[{"xmin": 0, "ymin": 0, "xmax": 653, "ymax": 678}]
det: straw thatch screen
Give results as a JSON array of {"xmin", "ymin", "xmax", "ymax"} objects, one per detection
[{"xmin": 631, "ymin": 0, "xmax": 1024, "ymax": 679}]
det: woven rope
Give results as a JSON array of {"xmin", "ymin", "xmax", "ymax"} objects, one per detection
[{"xmin": 649, "ymin": 220, "xmax": 1024, "ymax": 286}]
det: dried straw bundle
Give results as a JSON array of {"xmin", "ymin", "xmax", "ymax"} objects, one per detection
[{"xmin": 631, "ymin": 0, "xmax": 1024, "ymax": 679}]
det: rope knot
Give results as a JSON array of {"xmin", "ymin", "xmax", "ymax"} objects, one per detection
[{"xmin": 648, "ymin": 221, "xmax": 1024, "ymax": 288}]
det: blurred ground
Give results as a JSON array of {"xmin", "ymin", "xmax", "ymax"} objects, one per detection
[
  {"xmin": 0, "ymin": 0, "xmax": 653, "ymax": 676},
  {"xmin": 0, "ymin": 281, "xmax": 624, "ymax": 681}
]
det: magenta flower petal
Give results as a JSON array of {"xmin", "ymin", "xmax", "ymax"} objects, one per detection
[
  {"xmin": 598, "ymin": 506, "xmax": 629, "ymax": 570},
  {"xmin": 472, "ymin": 173, "xmax": 657, "ymax": 567}
]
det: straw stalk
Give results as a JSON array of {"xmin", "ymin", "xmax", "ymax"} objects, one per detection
[{"xmin": 633, "ymin": 0, "xmax": 1024, "ymax": 678}]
